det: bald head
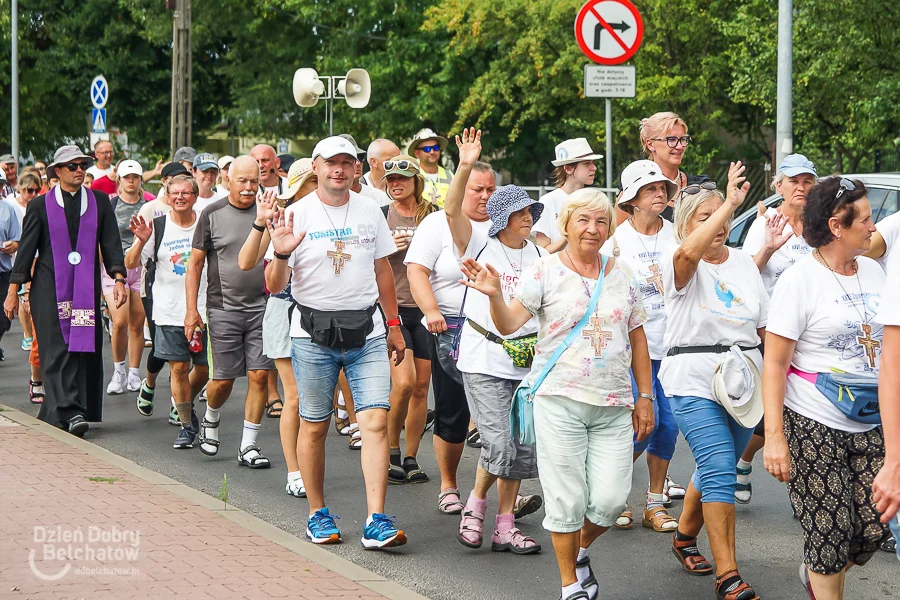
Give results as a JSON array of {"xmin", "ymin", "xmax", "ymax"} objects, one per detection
[
  {"xmin": 228, "ymin": 155, "xmax": 260, "ymax": 208},
  {"xmin": 366, "ymin": 139, "xmax": 401, "ymax": 190},
  {"xmin": 251, "ymin": 144, "xmax": 279, "ymax": 187}
]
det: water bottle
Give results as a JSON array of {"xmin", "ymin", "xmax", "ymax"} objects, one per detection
[
  {"xmin": 189, "ymin": 327, "xmax": 203, "ymax": 354},
  {"xmin": 890, "ymin": 516, "xmax": 900, "ymax": 562}
]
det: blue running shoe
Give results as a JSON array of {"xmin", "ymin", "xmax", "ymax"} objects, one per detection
[
  {"xmin": 361, "ymin": 513, "xmax": 407, "ymax": 550},
  {"xmin": 306, "ymin": 508, "xmax": 341, "ymax": 545}
]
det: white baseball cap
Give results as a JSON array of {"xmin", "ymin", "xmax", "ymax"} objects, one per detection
[
  {"xmin": 312, "ymin": 136, "xmax": 359, "ymax": 161},
  {"xmin": 617, "ymin": 160, "xmax": 677, "ymax": 207},
  {"xmin": 117, "ymin": 159, "xmax": 143, "ymax": 177},
  {"xmin": 551, "ymin": 138, "xmax": 603, "ymax": 167},
  {"xmin": 218, "ymin": 155, "xmax": 235, "ymax": 170}
]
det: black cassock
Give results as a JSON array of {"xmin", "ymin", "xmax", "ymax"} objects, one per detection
[{"xmin": 11, "ymin": 187, "xmax": 124, "ymax": 429}]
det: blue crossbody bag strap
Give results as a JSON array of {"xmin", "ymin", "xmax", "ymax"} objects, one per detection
[{"xmin": 527, "ymin": 255, "xmax": 608, "ymax": 394}]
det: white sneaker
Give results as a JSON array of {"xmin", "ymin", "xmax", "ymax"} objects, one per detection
[
  {"xmin": 126, "ymin": 372, "xmax": 142, "ymax": 392},
  {"xmin": 107, "ymin": 370, "xmax": 127, "ymax": 395},
  {"xmin": 664, "ymin": 473, "xmax": 687, "ymax": 500}
]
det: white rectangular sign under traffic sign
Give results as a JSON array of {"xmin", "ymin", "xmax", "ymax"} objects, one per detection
[{"xmin": 584, "ymin": 65, "xmax": 636, "ymax": 98}]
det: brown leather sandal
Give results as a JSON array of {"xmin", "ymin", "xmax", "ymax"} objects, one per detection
[
  {"xmin": 614, "ymin": 505, "xmax": 633, "ymax": 530},
  {"xmin": 642, "ymin": 506, "xmax": 678, "ymax": 532},
  {"xmin": 714, "ymin": 569, "xmax": 759, "ymax": 600},
  {"xmin": 671, "ymin": 533, "xmax": 713, "ymax": 576}
]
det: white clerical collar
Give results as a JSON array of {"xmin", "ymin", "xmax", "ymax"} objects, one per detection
[{"xmin": 53, "ymin": 185, "xmax": 88, "ymax": 216}]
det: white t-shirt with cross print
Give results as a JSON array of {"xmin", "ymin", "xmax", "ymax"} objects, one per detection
[
  {"xmin": 601, "ymin": 218, "xmax": 677, "ymax": 359},
  {"xmin": 515, "ymin": 253, "xmax": 647, "ymax": 408},
  {"xmin": 276, "ymin": 190, "xmax": 397, "ymax": 339}
]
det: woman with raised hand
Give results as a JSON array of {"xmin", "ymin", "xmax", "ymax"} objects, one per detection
[
  {"xmin": 447, "ymin": 128, "xmax": 545, "ymax": 557},
  {"xmin": 461, "ymin": 187, "xmax": 653, "ymax": 600},
  {"xmin": 660, "ymin": 162, "xmax": 767, "ymax": 600},
  {"xmin": 763, "ymin": 176, "xmax": 890, "ymax": 599}
]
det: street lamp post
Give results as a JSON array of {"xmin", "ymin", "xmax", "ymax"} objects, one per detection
[
  {"xmin": 11, "ymin": 0, "xmax": 19, "ymax": 161},
  {"xmin": 775, "ymin": 0, "xmax": 793, "ymax": 167}
]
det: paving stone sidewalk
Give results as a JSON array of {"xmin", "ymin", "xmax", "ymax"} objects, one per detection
[{"xmin": 0, "ymin": 410, "xmax": 414, "ymax": 600}]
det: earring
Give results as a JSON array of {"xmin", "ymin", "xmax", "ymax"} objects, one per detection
[{"xmin": 837, "ymin": 234, "xmax": 842, "ymax": 240}]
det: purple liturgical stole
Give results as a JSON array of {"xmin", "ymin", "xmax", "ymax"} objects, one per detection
[{"xmin": 45, "ymin": 186, "xmax": 99, "ymax": 352}]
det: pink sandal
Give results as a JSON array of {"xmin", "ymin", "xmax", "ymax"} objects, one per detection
[
  {"xmin": 457, "ymin": 502, "xmax": 485, "ymax": 548},
  {"xmin": 491, "ymin": 526, "xmax": 541, "ymax": 555}
]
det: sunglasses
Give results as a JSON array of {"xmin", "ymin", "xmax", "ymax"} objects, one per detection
[
  {"xmin": 651, "ymin": 135, "xmax": 692, "ymax": 148},
  {"xmin": 834, "ymin": 177, "xmax": 856, "ymax": 202},
  {"xmin": 384, "ymin": 160, "xmax": 420, "ymax": 172},
  {"xmin": 417, "ymin": 144, "xmax": 441, "ymax": 153},
  {"xmin": 23, "ymin": 188, "xmax": 39, "ymax": 194},
  {"xmin": 63, "ymin": 162, "xmax": 92, "ymax": 172},
  {"xmin": 679, "ymin": 181, "xmax": 717, "ymax": 198}
]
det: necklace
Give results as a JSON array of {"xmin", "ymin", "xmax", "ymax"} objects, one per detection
[
  {"xmin": 813, "ymin": 249, "xmax": 866, "ymax": 322},
  {"xmin": 629, "ymin": 216, "xmax": 662, "ymax": 256},
  {"xmin": 320, "ymin": 198, "xmax": 353, "ymax": 275},
  {"xmin": 564, "ymin": 248, "xmax": 599, "ymax": 298},
  {"xmin": 499, "ymin": 239, "xmax": 526, "ymax": 277}
]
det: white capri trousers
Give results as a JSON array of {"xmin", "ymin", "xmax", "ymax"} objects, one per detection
[{"xmin": 534, "ymin": 395, "xmax": 634, "ymax": 533}]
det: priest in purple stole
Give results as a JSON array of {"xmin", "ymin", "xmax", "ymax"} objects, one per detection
[{"xmin": 5, "ymin": 146, "xmax": 126, "ymax": 437}]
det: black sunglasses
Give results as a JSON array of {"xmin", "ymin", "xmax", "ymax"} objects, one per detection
[
  {"xmin": 63, "ymin": 162, "xmax": 92, "ymax": 172},
  {"xmin": 679, "ymin": 181, "xmax": 717, "ymax": 197},
  {"xmin": 834, "ymin": 177, "xmax": 856, "ymax": 202},
  {"xmin": 651, "ymin": 135, "xmax": 692, "ymax": 148},
  {"xmin": 24, "ymin": 187, "xmax": 39, "ymax": 194}
]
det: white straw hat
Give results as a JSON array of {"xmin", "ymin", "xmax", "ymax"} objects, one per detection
[{"xmin": 551, "ymin": 138, "xmax": 603, "ymax": 167}]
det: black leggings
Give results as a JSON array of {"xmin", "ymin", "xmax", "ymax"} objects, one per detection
[{"xmin": 141, "ymin": 295, "xmax": 167, "ymax": 375}]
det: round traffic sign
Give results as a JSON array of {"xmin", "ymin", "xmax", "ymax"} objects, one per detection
[
  {"xmin": 90, "ymin": 75, "xmax": 109, "ymax": 109},
  {"xmin": 575, "ymin": 0, "xmax": 644, "ymax": 65}
]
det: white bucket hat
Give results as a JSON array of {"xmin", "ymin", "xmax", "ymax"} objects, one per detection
[
  {"xmin": 617, "ymin": 160, "xmax": 677, "ymax": 207},
  {"xmin": 551, "ymin": 138, "xmax": 603, "ymax": 167},
  {"xmin": 712, "ymin": 347, "xmax": 764, "ymax": 429}
]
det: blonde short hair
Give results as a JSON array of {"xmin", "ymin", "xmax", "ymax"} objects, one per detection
[
  {"xmin": 557, "ymin": 188, "xmax": 616, "ymax": 239},
  {"xmin": 639, "ymin": 111, "xmax": 688, "ymax": 155},
  {"xmin": 673, "ymin": 188, "xmax": 726, "ymax": 243}
]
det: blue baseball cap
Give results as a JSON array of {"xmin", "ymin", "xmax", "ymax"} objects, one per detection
[
  {"xmin": 777, "ymin": 154, "xmax": 817, "ymax": 178},
  {"xmin": 192, "ymin": 153, "xmax": 218, "ymax": 171}
]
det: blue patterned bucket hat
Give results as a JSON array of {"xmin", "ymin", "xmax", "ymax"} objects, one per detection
[{"xmin": 486, "ymin": 185, "xmax": 544, "ymax": 237}]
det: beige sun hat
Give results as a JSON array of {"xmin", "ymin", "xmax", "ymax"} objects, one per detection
[
  {"xmin": 551, "ymin": 138, "xmax": 603, "ymax": 167},
  {"xmin": 277, "ymin": 158, "xmax": 314, "ymax": 202}
]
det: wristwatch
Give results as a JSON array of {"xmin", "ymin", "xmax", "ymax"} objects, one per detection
[{"xmin": 638, "ymin": 392, "xmax": 654, "ymax": 401}]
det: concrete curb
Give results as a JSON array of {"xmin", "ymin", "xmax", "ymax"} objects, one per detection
[{"xmin": 0, "ymin": 403, "xmax": 430, "ymax": 600}]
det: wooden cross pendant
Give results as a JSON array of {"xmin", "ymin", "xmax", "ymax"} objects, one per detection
[
  {"xmin": 582, "ymin": 316, "xmax": 613, "ymax": 357},
  {"xmin": 327, "ymin": 240, "xmax": 352, "ymax": 275},
  {"xmin": 856, "ymin": 322, "xmax": 881, "ymax": 369},
  {"xmin": 646, "ymin": 263, "xmax": 664, "ymax": 295}
]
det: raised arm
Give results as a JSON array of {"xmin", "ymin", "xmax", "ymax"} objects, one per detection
[
  {"xmin": 263, "ymin": 209, "xmax": 304, "ymax": 295},
  {"xmin": 239, "ymin": 191, "xmax": 276, "ymax": 271},
  {"xmin": 459, "ymin": 257, "xmax": 532, "ymax": 335},
  {"xmin": 124, "ymin": 216, "xmax": 152, "ymax": 269},
  {"xmin": 672, "ymin": 161, "xmax": 748, "ymax": 290},
  {"xmin": 751, "ymin": 212, "xmax": 793, "ymax": 272},
  {"xmin": 446, "ymin": 128, "xmax": 482, "ymax": 255}
]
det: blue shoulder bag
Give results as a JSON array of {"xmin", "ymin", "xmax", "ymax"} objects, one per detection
[{"xmin": 511, "ymin": 256, "xmax": 608, "ymax": 446}]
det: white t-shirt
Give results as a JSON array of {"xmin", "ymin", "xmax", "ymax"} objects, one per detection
[
  {"xmin": 358, "ymin": 183, "xmax": 391, "ymax": 207},
  {"xmin": 141, "ymin": 212, "xmax": 208, "ymax": 326},
  {"xmin": 658, "ymin": 247, "xmax": 769, "ymax": 400},
  {"xmin": 875, "ymin": 254, "xmax": 900, "ymax": 327},
  {"xmin": 532, "ymin": 188, "xmax": 569, "ymax": 243},
  {"xmin": 404, "ymin": 211, "xmax": 491, "ymax": 316},
  {"xmin": 768, "ymin": 256, "xmax": 884, "ymax": 432},
  {"xmin": 195, "ymin": 190, "xmax": 226, "ymax": 216},
  {"xmin": 262, "ymin": 177, "xmax": 289, "ymax": 196},
  {"xmin": 601, "ymin": 218, "xmax": 677, "ymax": 358},
  {"xmin": 742, "ymin": 208, "xmax": 811, "ymax": 296},
  {"xmin": 4, "ymin": 196, "xmax": 25, "ymax": 229},
  {"xmin": 455, "ymin": 226, "xmax": 544, "ymax": 380},
  {"xmin": 517, "ymin": 254, "xmax": 647, "ymax": 407},
  {"xmin": 86, "ymin": 165, "xmax": 113, "ymax": 180},
  {"xmin": 278, "ymin": 191, "xmax": 397, "ymax": 339},
  {"xmin": 875, "ymin": 211, "xmax": 900, "ymax": 273}
]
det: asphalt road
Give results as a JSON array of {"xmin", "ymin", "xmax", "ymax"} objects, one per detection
[{"xmin": 1, "ymin": 322, "xmax": 897, "ymax": 600}]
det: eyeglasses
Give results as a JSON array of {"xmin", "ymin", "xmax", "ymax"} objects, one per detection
[
  {"xmin": 383, "ymin": 160, "xmax": 420, "ymax": 172},
  {"xmin": 417, "ymin": 144, "xmax": 441, "ymax": 153},
  {"xmin": 834, "ymin": 177, "xmax": 856, "ymax": 202},
  {"xmin": 169, "ymin": 191, "xmax": 196, "ymax": 197},
  {"xmin": 679, "ymin": 181, "xmax": 717, "ymax": 198},
  {"xmin": 63, "ymin": 162, "xmax": 92, "ymax": 172},
  {"xmin": 651, "ymin": 136, "xmax": 692, "ymax": 148}
]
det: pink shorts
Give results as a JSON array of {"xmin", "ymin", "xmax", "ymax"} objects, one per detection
[{"xmin": 101, "ymin": 265, "xmax": 142, "ymax": 296}]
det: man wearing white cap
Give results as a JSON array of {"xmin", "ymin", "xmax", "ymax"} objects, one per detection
[
  {"xmin": 532, "ymin": 138, "xmax": 602, "ymax": 254},
  {"xmin": 265, "ymin": 135, "xmax": 409, "ymax": 550},
  {"xmin": 409, "ymin": 128, "xmax": 454, "ymax": 207}
]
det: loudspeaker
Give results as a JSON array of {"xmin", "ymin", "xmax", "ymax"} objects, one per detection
[
  {"xmin": 293, "ymin": 68, "xmax": 326, "ymax": 107},
  {"xmin": 337, "ymin": 68, "xmax": 371, "ymax": 109}
]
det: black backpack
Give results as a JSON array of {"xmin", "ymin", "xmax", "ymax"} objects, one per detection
[{"xmin": 144, "ymin": 215, "xmax": 167, "ymax": 300}]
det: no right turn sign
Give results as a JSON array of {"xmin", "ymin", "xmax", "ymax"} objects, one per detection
[{"xmin": 575, "ymin": 0, "xmax": 644, "ymax": 65}]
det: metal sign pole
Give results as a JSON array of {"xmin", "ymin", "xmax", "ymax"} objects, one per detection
[
  {"xmin": 605, "ymin": 98, "xmax": 613, "ymax": 190},
  {"xmin": 11, "ymin": 0, "xmax": 19, "ymax": 161}
]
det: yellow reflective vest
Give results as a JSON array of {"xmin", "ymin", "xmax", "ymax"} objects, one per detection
[{"xmin": 423, "ymin": 166, "xmax": 454, "ymax": 207}]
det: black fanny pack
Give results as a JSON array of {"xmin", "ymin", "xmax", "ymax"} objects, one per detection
[{"xmin": 297, "ymin": 304, "xmax": 378, "ymax": 349}]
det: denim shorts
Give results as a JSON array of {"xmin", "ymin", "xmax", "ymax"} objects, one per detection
[{"xmin": 290, "ymin": 335, "xmax": 391, "ymax": 422}]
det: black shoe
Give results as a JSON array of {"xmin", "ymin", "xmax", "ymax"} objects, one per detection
[
  {"xmin": 881, "ymin": 534, "xmax": 896, "ymax": 553},
  {"xmin": 402, "ymin": 456, "xmax": 429, "ymax": 483},
  {"xmin": 424, "ymin": 409, "xmax": 435, "ymax": 432},
  {"xmin": 466, "ymin": 427, "xmax": 482, "ymax": 449},
  {"xmin": 0, "ymin": 347, "xmax": 5, "ymax": 361},
  {"xmin": 388, "ymin": 463, "xmax": 407, "ymax": 485},
  {"xmin": 68, "ymin": 415, "xmax": 89, "ymax": 438}
]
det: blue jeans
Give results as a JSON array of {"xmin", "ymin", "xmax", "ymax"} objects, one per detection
[
  {"xmin": 670, "ymin": 395, "xmax": 754, "ymax": 504},
  {"xmin": 290, "ymin": 335, "xmax": 391, "ymax": 422},
  {"xmin": 631, "ymin": 359, "xmax": 678, "ymax": 460}
]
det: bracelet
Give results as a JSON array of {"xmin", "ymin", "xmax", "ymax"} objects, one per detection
[
  {"xmin": 386, "ymin": 318, "xmax": 401, "ymax": 328},
  {"xmin": 273, "ymin": 251, "xmax": 291, "ymax": 261},
  {"xmin": 251, "ymin": 222, "xmax": 266, "ymax": 232},
  {"xmin": 638, "ymin": 392, "xmax": 654, "ymax": 401},
  {"xmin": 114, "ymin": 278, "xmax": 127, "ymax": 285}
]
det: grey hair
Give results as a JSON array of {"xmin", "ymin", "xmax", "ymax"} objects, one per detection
[
  {"xmin": 167, "ymin": 174, "xmax": 199, "ymax": 195},
  {"xmin": 673, "ymin": 188, "xmax": 728, "ymax": 243},
  {"xmin": 771, "ymin": 170, "xmax": 785, "ymax": 192}
]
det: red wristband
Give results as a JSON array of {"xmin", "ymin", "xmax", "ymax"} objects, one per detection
[{"xmin": 386, "ymin": 318, "xmax": 401, "ymax": 328}]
